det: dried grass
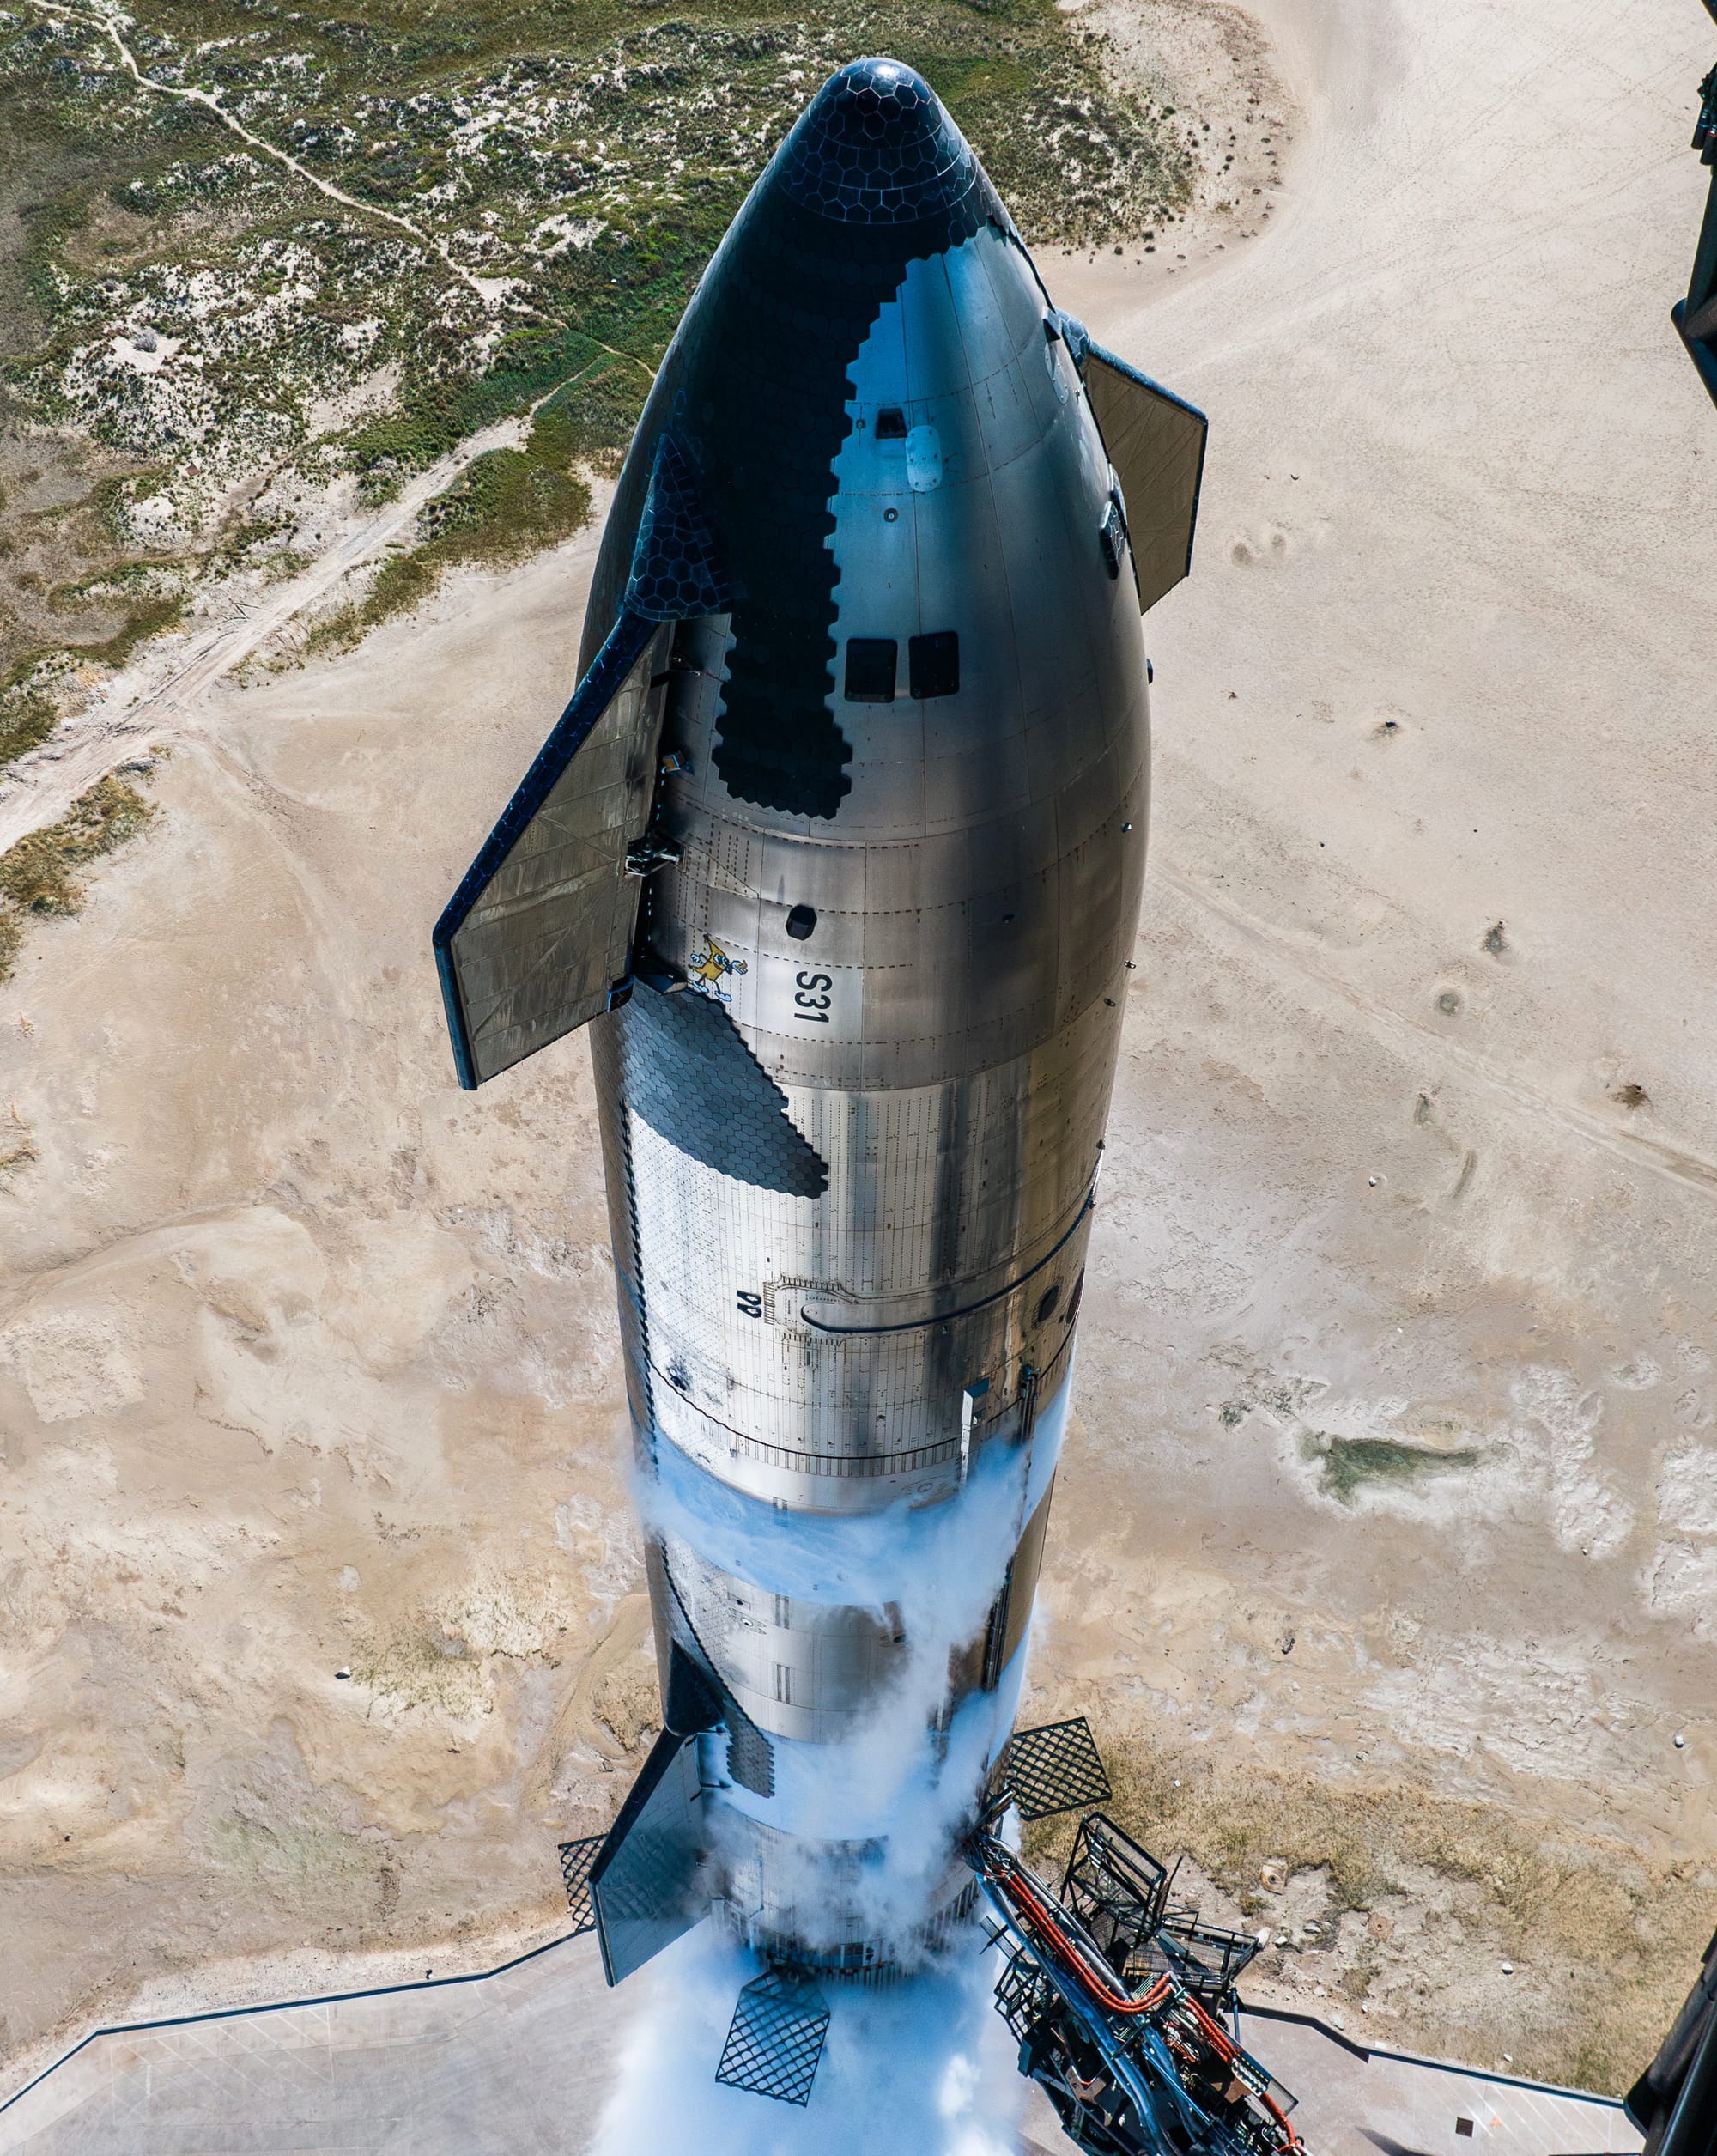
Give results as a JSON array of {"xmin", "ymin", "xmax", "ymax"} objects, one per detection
[
  {"xmin": 1025, "ymin": 1741, "xmax": 1712, "ymax": 2096},
  {"xmin": 0, "ymin": 773, "xmax": 157, "ymax": 981}
]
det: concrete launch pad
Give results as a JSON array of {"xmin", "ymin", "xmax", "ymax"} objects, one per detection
[
  {"xmin": 1235, "ymin": 2013, "xmax": 1642, "ymax": 2156},
  {"xmin": 0, "ymin": 1935, "xmax": 626, "ymax": 2156},
  {"xmin": 0, "ymin": 1934, "xmax": 1642, "ymax": 2156}
]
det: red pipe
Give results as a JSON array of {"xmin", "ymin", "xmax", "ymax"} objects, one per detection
[{"xmin": 990, "ymin": 1850, "xmax": 1301, "ymax": 2151}]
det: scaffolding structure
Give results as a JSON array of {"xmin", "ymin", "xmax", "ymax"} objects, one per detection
[{"xmin": 969, "ymin": 1808, "xmax": 1298, "ymax": 2156}]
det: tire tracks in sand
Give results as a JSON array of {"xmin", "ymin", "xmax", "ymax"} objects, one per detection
[
  {"xmin": 1155, "ymin": 857, "xmax": 1717, "ymax": 1203},
  {"xmin": 0, "ymin": 416, "xmax": 523, "ymax": 856}
]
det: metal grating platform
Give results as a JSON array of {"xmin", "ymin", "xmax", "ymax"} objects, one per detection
[
  {"xmin": 557, "ymin": 1837, "xmax": 603, "ymax": 1934},
  {"xmin": 996, "ymin": 1716, "xmax": 1113, "ymax": 1822},
  {"xmin": 1062, "ymin": 1813, "xmax": 1168, "ymax": 1974},
  {"xmin": 713, "ymin": 1971, "xmax": 831, "ymax": 2106},
  {"xmin": 1153, "ymin": 1906, "xmax": 1261, "ymax": 1998}
]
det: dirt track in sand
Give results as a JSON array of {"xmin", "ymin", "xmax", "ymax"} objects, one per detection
[{"xmin": 2, "ymin": 0, "xmax": 1715, "ymax": 2107}]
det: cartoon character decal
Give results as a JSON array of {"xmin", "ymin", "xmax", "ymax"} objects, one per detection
[{"xmin": 687, "ymin": 933, "xmax": 747, "ymax": 1005}]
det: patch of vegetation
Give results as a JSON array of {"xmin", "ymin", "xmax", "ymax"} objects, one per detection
[
  {"xmin": 348, "ymin": 1570, "xmax": 576, "ymax": 1719},
  {"xmin": 590, "ymin": 1655, "xmax": 661, "ymax": 1759},
  {"xmin": 307, "ymin": 422, "xmax": 592, "ymax": 652},
  {"xmin": 534, "ymin": 354, "xmax": 651, "ymax": 480},
  {"xmin": 1025, "ymin": 1744, "xmax": 1712, "ymax": 2097},
  {"xmin": 1, "ymin": 0, "xmax": 1202, "ymax": 677},
  {"xmin": 0, "ymin": 687, "xmax": 57, "ymax": 767},
  {"xmin": 350, "ymin": 1623, "xmax": 493, "ymax": 1721},
  {"xmin": 0, "ymin": 1133, "xmax": 37, "ymax": 1176},
  {"xmin": 73, "ymin": 588, "xmax": 187, "ymax": 668},
  {"xmin": 0, "ymin": 773, "xmax": 156, "ymax": 976},
  {"xmin": 1303, "ymin": 1431, "xmax": 1482, "ymax": 1503},
  {"xmin": 0, "ymin": 440, "xmax": 191, "ymax": 720}
]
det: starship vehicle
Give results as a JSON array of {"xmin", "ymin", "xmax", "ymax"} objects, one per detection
[
  {"xmin": 1677, "ymin": 1, "xmax": 1717, "ymax": 401},
  {"xmin": 434, "ymin": 52, "xmax": 1205, "ymax": 2107}
]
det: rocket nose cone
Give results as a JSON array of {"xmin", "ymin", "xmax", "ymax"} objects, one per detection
[{"xmin": 779, "ymin": 57, "xmax": 977, "ymax": 223}]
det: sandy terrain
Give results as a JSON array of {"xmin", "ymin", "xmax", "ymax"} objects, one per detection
[{"xmin": 3, "ymin": 0, "xmax": 1715, "ymax": 2111}]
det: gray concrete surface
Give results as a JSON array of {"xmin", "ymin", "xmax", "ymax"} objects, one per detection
[
  {"xmin": 0, "ymin": 1934, "xmax": 627, "ymax": 2156},
  {"xmin": 0, "ymin": 1937, "xmax": 1641, "ymax": 2156},
  {"xmin": 1237, "ymin": 2011, "xmax": 1642, "ymax": 2156}
]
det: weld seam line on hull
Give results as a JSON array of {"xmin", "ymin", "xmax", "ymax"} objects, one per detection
[
  {"xmin": 729, "ymin": 1433, "xmax": 956, "ymax": 1476},
  {"xmin": 798, "ymin": 1189, "xmax": 1093, "ymax": 1335},
  {"xmin": 648, "ymin": 1314, "xmax": 1072, "ymax": 1474}
]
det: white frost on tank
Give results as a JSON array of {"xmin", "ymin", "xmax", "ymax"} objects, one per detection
[{"xmin": 626, "ymin": 1384, "xmax": 1068, "ymax": 1981}]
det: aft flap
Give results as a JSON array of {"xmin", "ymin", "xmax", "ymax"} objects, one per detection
[
  {"xmin": 434, "ymin": 610, "xmax": 673, "ymax": 1089},
  {"xmin": 1674, "ymin": 97, "xmax": 1717, "ymax": 406},
  {"xmin": 587, "ymin": 1725, "xmax": 712, "ymax": 1986},
  {"xmin": 1080, "ymin": 341, "xmax": 1209, "ymax": 616}
]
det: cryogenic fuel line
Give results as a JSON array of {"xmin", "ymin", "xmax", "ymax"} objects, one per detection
[{"xmin": 968, "ymin": 1824, "xmax": 1304, "ymax": 2156}]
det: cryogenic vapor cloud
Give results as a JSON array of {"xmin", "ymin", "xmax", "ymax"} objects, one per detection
[{"xmin": 592, "ymin": 1927, "xmax": 1023, "ymax": 2156}]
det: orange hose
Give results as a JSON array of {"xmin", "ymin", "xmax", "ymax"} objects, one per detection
[
  {"xmin": 1004, "ymin": 1864, "xmax": 1162, "ymax": 2015},
  {"xmin": 990, "ymin": 1850, "xmax": 1301, "ymax": 2151}
]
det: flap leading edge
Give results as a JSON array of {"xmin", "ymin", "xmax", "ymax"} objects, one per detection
[
  {"xmin": 434, "ymin": 611, "xmax": 674, "ymax": 1089},
  {"xmin": 1080, "ymin": 341, "xmax": 1209, "ymax": 616}
]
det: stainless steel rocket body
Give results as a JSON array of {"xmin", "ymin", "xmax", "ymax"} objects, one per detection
[
  {"xmin": 585, "ymin": 78, "xmax": 1144, "ymax": 1970},
  {"xmin": 435, "ymin": 59, "xmax": 1203, "ymax": 1984}
]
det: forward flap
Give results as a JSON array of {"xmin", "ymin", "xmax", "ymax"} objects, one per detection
[
  {"xmin": 434, "ymin": 610, "xmax": 673, "ymax": 1088},
  {"xmin": 433, "ymin": 431, "xmax": 735, "ymax": 1090},
  {"xmin": 1073, "ymin": 331, "xmax": 1209, "ymax": 616}
]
